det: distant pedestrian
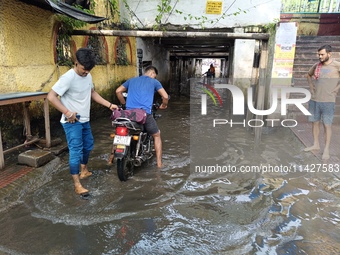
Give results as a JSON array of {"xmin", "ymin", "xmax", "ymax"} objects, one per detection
[
  {"xmin": 205, "ymin": 64, "xmax": 215, "ymax": 79},
  {"xmin": 209, "ymin": 64, "xmax": 215, "ymax": 78},
  {"xmin": 47, "ymin": 48, "xmax": 118, "ymax": 196},
  {"xmin": 304, "ymin": 45, "xmax": 340, "ymax": 160}
]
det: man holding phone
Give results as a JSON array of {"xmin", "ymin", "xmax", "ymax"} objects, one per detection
[{"xmin": 48, "ymin": 48, "xmax": 118, "ymax": 196}]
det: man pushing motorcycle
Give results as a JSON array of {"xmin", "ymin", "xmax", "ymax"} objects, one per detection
[{"xmin": 115, "ymin": 66, "xmax": 169, "ymax": 168}]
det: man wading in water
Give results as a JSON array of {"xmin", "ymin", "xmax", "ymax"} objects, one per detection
[{"xmin": 48, "ymin": 48, "xmax": 118, "ymax": 196}]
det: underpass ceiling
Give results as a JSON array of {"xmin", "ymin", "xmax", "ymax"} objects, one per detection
[
  {"xmin": 73, "ymin": 28, "xmax": 270, "ymax": 59},
  {"xmin": 153, "ymin": 37, "xmax": 233, "ymax": 58}
]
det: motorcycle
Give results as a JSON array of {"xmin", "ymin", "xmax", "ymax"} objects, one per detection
[{"xmin": 109, "ymin": 102, "xmax": 161, "ymax": 181}]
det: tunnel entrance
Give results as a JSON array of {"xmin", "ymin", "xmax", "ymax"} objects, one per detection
[{"xmin": 169, "ymin": 57, "xmax": 229, "ymax": 97}]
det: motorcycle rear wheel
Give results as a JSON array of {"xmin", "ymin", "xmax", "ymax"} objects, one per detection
[{"xmin": 117, "ymin": 157, "xmax": 134, "ymax": 181}]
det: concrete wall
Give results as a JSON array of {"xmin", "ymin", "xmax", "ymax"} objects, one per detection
[
  {"xmin": 0, "ymin": 0, "xmax": 279, "ymax": 94},
  {"xmin": 120, "ymin": 0, "xmax": 281, "ymax": 29},
  {"xmin": 0, "ymin": 1, "xmax": 54, "ymax": 92},
  {"xmin": 0, "ymin": 0, "xmax": 137, "ymax": 95},
  {"xmin": 232, "ymin": 39, "xmax": 256, "ymax": 93},
  {"xmin": 136, "ymin": 38, "xmax": 170, "ymax": 87}
]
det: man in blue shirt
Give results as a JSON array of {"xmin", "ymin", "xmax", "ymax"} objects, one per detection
[{"xmin": 116, "ymin": 66, "xmax": 169, "ymax": 168}]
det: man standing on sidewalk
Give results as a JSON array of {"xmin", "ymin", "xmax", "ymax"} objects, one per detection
[{"xmin": 304, "ymin": 44, "xmax": 340, "ymax": 160}]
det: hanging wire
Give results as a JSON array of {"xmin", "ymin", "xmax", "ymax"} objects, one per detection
[
  {"xmin": 164, "ymin": 0, "xmax": 180, "ymax": 24},
  {"xmin": 211, "ymin": 0, "xmax": 237, "ymax": 28}
]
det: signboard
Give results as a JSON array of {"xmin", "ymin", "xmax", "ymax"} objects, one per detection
[
  {"xmin": 206, "ymin": 1, "xmax": 222, "ymax": 14},
  {"xmin": 271, "ymin": 22, "xmax": 298, "ymax": 86}
]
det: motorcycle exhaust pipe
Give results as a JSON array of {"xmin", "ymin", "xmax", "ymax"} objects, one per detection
[
  {"xmin": 133, "ymin": 155, "xmax": 148, "ymax": 167},
  {"xmin": 133, "ymin": 158, "xmax": 142, "ymax": 167}
]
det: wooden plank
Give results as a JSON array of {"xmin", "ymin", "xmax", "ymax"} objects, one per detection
[
  {"xmin": 23, "ymin": 102, "xmax": 31, "ymax": 137},
  {"xmin": 43, "ymin": 98, "xmax": 51, "ymax": 148},
  {"xmin": 254, "ymin": 41, "xmax": 268, "ymax": 146},
  {"xmin": 0, "ymin": 129, "xmax": 4, "ymax": 169},
  {"xmin": 3, "ymin": 138, "xmax": 40, "ymax": 155},
  {"xmin": 0, "ymin": 94, "xmax": 47, "ymax": 106}
]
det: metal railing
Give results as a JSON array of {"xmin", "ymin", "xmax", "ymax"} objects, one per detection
[{"xmin": 281, "ymin": 0, "xmax": 340, "ymax": 13}]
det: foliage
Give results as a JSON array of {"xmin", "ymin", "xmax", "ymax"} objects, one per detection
[
  {"xmin": 115, "ymin": 0, "xmax": 252, "ymax": 31},
  {"xmin": 56, "ymin": 2, "xmax": 96, "ymax": 30},
  {"xmin": 87, "ymin": 36, "xmax": 107, "ymax": 65},
  {"xmin": 116, "ymin": 37, "xmax": 129, "ymax": 65},
  {"xmin": 55, "ymin": 3, "xmax": 96, "ymax": 66},
  {"xmin": 55, "ymin": 24, "xmax": 74, "ymax": 67},
  {"xmin": 263, "ymin": 18, "xmax": 280, "ymax": 34},
  {"xmin": 120, "ymin": 0, "xmax": 141, "ymax": 29},
  {"xmin": 71, "ymin": 0, "xmax": 259, "ymax": 31},
  {"xmin": 108, "ymin": 0, "xmax": 120, "ymax": 19},
  {"xmin": 151, "ymin": 1, "xmax": 250, "ymax": 30},
  {"xmin": 154, "ymin": 0, "xmax": 173, "ymax": 30}
]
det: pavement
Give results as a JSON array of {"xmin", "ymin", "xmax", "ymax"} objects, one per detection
[
  {"xmin": 0, "ymin": 143, "xmax": 67, "ymax": 212},
  {"xmin": 0, "ymin": 120, "xmax": 339, "ymax": 211},
  {"xmin": 290, "ymin": 122, "xmax": 340, "ymax": 164}
]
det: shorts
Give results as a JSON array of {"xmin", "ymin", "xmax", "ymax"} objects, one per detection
[
  {"xmin": 144, "ymin": 114, "xmax": 159, "ymax": 135},
  {"xmin": 308, "ymin": 100, "xmax": 335, "ymax": 125}
]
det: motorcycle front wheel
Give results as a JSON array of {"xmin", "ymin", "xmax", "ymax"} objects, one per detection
[{"xmin": 117, "ymin": 156, "xmax": 134, "ymax": 181}]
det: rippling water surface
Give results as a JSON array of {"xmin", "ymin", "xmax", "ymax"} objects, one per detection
[{"xmin": 0, "ymin": 91, "xmax": 339, "ymax": 254}]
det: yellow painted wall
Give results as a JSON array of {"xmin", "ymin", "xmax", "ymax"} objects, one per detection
[
  {"xmin": 0, "ymin": 0, "xmax": 55, "ymax": 92},
  {"xmin": 94, "ymin": 0, "xmax": 120, "ymax": 24},
  {"xmin": 0, "ymin": 0, "xmax": 137, "ymax": 95},
  {"xmin": 72, "ymin": 34, "xmax": 137, "ymax": 89}
]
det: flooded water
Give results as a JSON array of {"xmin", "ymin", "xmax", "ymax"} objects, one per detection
[{"xmin": 0, "ymin": 85, "xmax": 340, "ymax": 254}]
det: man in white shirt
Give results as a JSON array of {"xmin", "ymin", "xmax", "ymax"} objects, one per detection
[{"xmin": 48, "ymin": 48, "xmax": 118, "ymax": 196}]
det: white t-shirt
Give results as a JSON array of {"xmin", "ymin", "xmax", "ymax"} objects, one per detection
[{"xmin": 52, "ymin": 69, "xmax": 94, "ymax": 123}]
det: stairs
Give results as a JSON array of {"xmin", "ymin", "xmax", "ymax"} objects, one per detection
[{"xmin": 289, "ymin": 36, "xmax": 340, "ymax": 124}]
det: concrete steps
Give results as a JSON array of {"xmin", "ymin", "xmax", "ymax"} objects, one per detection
[{"xmin": 290, "ymin": 36, "xmax": 340, "ymax": 124}]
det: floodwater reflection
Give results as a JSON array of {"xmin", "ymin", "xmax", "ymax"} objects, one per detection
[{"xmin": 0, "ymin": 96, "xmax": 339, "ymax": 254}]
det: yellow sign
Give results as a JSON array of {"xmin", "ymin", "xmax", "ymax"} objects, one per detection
[
  {"xmin": 206, "ymin": 1, "xmax": 222, "ymax": 14},
  {"xmin": 271, "ymin": 22, "xmax": 297, "ymax": 84}
]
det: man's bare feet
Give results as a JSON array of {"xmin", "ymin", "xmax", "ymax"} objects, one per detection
[
  {"xmin": 322, "ymin": 149, "xmax": 330, "ymax": 160},
  {"xmin": 80, "ymin": 165, "xmax": 93, "ymax": 179},
  {"xmin": 74, "ymin": 185, "xmax": 89, "ymax": 195},
  {"xmin": 80, "ymin": 171, "xmax": 92, "ymax": 179},
  {"xmin": 107, "ymin": 153, "xmax": 114, "ymax": 166},
  {"xmin": 304, "ymin": 145, "xmax": 320, "ymax": 152},
  {"xmin": 157, "ymin": 161, "xmax": 166, "ymax": 168}
]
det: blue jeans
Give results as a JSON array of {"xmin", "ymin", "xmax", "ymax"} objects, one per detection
[{"xmin": 62, "ymin": 121, "xmax": 94, "ymax": 175}]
